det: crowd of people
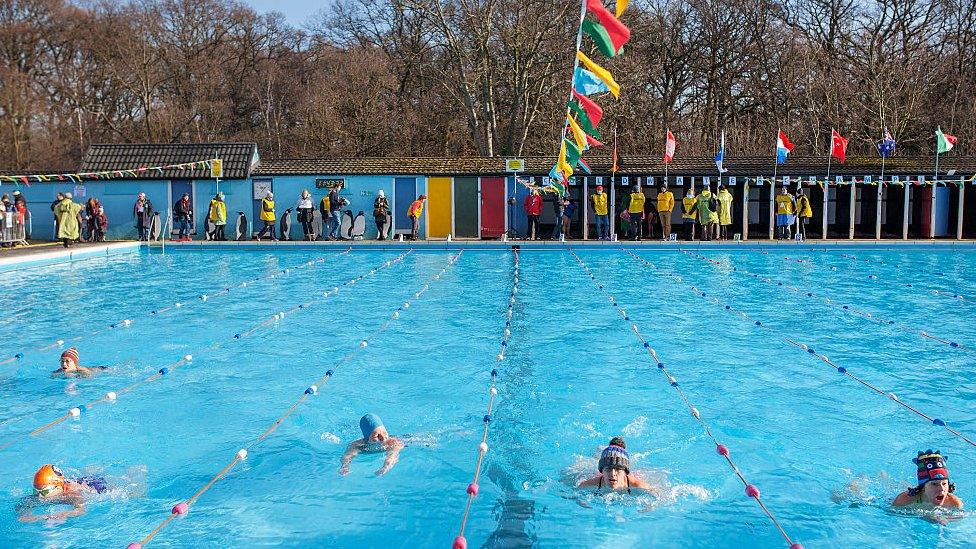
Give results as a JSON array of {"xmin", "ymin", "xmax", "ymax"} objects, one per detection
[
  {"xmin": 1, "ymin": 190, "xmax": 30, "ymax": 247},
  {"xmin": 520, "ymin": 184, "xmax": 820, "ymax": 242}
]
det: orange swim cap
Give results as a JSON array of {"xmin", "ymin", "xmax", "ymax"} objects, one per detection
[{"xmin": 33, "ymin": 464, "xmax": 66, "ymax": 490}]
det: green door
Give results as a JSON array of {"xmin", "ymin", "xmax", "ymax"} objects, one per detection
[{"xmin": 454, "ymin": 176, "xmax": 479, "ymax": 238}]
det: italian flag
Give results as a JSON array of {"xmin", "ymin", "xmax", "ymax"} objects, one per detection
[{"xmin": 936, "ymin": 126, "xmax": 957, "ymax": 154}]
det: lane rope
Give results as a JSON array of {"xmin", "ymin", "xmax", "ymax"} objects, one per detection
[
  {"xmin": 0, "ymin": 251, "xmax": 409, "ymax": 453},
  {"xmin": 628, "ymin": 250, "xmax": 976, "ymax": 451},
  {"xmin": 127, "ymin": 251, "xmax": 463, "ymax": 549},
  {"xmin": 572, "ymin": 249, "xmax": 802, "ymax": 549},
  {"xmin": 453, "ymin": 248, "xmax": 519, "ymax": 549}
]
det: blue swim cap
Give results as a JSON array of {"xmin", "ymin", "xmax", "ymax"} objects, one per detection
[{"xmin": 360, "ymin": 413, "xmax": 384, "ymax": 439}]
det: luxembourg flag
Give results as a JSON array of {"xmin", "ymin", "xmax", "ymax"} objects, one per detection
[{"xmin": 776, "ymin": 130, "xmax": 794, "ymax": 164}]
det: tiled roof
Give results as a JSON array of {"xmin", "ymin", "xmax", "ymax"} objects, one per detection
[
  {"xmin": 80, "ymin": 143, "xmax": 258, "ymax": 179},
  {"xmin": 254, "ymin": 155, "xmax": 976, "ymax": 177}
]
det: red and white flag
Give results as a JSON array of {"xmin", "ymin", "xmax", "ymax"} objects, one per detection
[
  {"xmin": 664, "ymin": 129, "xmax": 676, "ymax": 164},
  {"xmin": 831, "ymin": 129, "xmax": 848, "ymax": 163}
]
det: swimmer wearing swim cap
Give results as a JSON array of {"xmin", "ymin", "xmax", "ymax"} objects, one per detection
[
  {"xmin": 339, "ymin": 413, "xmax": 405, "ymax": 477},
  {"xmin": 577, "ymin": 437, "xmax": 655, "ymax": 493},
  {"xmin": 51, "ymin": 348, "xmax": 106, "ymax": 378},
  {"xmin": 17, "ymin": 464, "xmax": 109, "ymax": 522},
  {"xmin": 892, "ymin": 450, "xmax": 963, "ymax": 510}
]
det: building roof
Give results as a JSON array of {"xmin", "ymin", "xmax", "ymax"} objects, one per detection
[
  {"xmin": 79, "ymin": 143, "xmax": 258, "ymax": 180},
  {"xmin": 254, "ymin": 155, "xmax": 976, "ymax": 177}
]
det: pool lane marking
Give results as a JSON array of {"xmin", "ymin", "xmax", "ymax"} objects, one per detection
[
  {"xmin": 627, "ymin": 250, "xmax": 976, "ymax": 451},
  {"xmin": 0, "ymin": 247, "xmax": 355, "ymax": 367},
  {"xmin": 682, "ymin": 249, "xmax": 974, "ymax": 354},
  {"xmin": 0, "ymin": 250, "xmax": 410, "ymax": 454},
  {"xmin": 454, "ymin": 248, "xmax": 518, "ymax": 549},
  {"xmin": 128, "ymin": 251, "xmax": 463, "ymax": 549},
  {"xmin": 572, "ymin": 249, "xmax": 803, "ymax": 549}
]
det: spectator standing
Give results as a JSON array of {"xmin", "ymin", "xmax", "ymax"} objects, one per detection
[
  {"xmin": 523, "ymin": 188, "xmax": 542, "ymax": 240},
  {"xmin": 681, "ymin": 188, "xmax": 698, "ymax": 241},
  {"xmin": 328, "ymin": 183, "xmax": 343, "ymax": 240},
  {"xmin": 173, "ymin": 193, "xmax": 192, "ymax": 241},
  {"xmin": 407, "ymin": 195, "xmax": 426, "ymax": 240},
  {"xmin": 133, "ymin": 192, "xmax": 154, "ymax": 241},
  {"xmin": 774, "ymin": 186, "xmax": 796, "ymax": 240},
  {"xmin": 627, "ymin": 185, "xmax": 646, "ymax": 240},
  {"xmin": 296, "ymin": 189, "xmax": 315, "ymax": 240},
  {"xmin": 373, "ymin": 190, "xmax": 391, "ymax": 240},
  {"xmin": 562, "ymin": 197, "xmax": 576, "ymax": 239},
  {"xmin": 657, "ymin": 184, "xmax": 674, "ymax": 240},
  {"xmin": 54, "ymin": 192, "xmax": 82, "ymax": 248},
  {"xmin": 256, "ymin": 191, "xmax": 277, "ymax": 241},
  {"xmin": 590, "ymin": 185, "xmax": 609, "ymax": 240},
  {"xmin": 795, "ymin": 188, "xmax": 813, "ymax": 240},
  {"xmin": 208, "ymin": 192, "xmax": 227, "ymax": 241},
  {"xmin": 717, "ymin": 185, "xmax": 734, "ymax": 240},
  {"xmin": 84, "ymin": 198, "xmax": 100, "ymax": 242},
  {"xmin": 550, "ymin": 194, "xmax": 566, "ymax": 240}
]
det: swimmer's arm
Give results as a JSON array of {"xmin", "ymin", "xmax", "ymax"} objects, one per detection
[
  {"xmin": 376, "ymin": 439, "xmax": 404, "ymax": 476},
  {"xmin": 17, "ymin": 499, "xmax": 86, "ymax": 522},
  {"xmin": 339, "ymin": 440, "xmax": 362, "ymax": 475},
  {"xmin": 576, "ymin": 475, "xmax": 603, "ymax": 488},
  {"xmin": 891, "ymin": 491, "xmax": 914, "ymax": 507},
  {"xmin": 628, "ymin": 475, "xmax": 660, "ymax": 495}
]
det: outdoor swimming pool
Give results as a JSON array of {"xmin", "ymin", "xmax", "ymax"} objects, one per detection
[{"xmin": 1, "ymin": 244, "xmax": 975, "ymax": 548}]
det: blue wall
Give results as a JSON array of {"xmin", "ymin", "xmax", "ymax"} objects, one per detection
[{"xmin": 7, "ymin": 175, "xmax": 429, "ymax": 241}]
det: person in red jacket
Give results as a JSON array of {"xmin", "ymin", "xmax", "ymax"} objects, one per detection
[{"xmin": 523, "ymin": 188, "xmax": 543, "ymax": 240}]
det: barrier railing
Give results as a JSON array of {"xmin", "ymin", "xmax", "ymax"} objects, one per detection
[{"xmin": 0, "ymin": 209, "xmax": 28, "ymax": 246}]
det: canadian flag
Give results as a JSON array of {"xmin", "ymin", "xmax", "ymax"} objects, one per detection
[{"xmin": 664, "ymin": 129, "xmax": 676, "ymax": 164}]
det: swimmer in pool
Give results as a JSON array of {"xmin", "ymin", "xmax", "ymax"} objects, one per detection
[
  {"xmin": 17, "ymin": 464, "xmax": 108, "ymax": 522},
  {"xmin": 892, "ymin": 450, "xmax": 963, "ymax": 510},
  {"xmin": 51, "ymin": 347, "xmax": 106, "ymax": 378},
  {"xmin": 339, "ymin": 413, "xmax": 404, "ymax": 477},
  {"xmin": 577, "ymin": 437, "xmax": 656, "ymax": 493}
]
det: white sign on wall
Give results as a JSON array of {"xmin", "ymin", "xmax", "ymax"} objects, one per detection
[
  {"xmin": 252, "ymin": 179, "xmax": 272, "ymax": 199},
  {"xmin": 728, "ymin": 176, "xmax": 737, "ymax": 186},
  {"xmin": 864, "ymin": 175, "xmax": 873, "ymax": 184},
  {"xmin": 676, "ymin": 176, "xmax": 685, "ymax": 185},
  {"xmin": 596, "ymin": 176, "xmax": 604, "ymax": 184},
  {"xmin": 836, "ymin": 175, "xmax": 844, "ymax": 184},
  {"xmin": 622, "ymin": 176, "xmax": 630, "ymax": 184}
]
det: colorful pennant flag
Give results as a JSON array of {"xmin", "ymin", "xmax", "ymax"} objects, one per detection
[
  {"xmin": 576, "ymin": 50, "xmax": 620, "ymax": 98},
  {"xmin": 616, "ymin": 0, "xmax": 628, "ymax": 17},
  {"xmin": 564, "ymin": 138, "xmax": 582, "ymax": 167},
  {"xmin": 585, "ymin": 0, "xmax": 631, "ymax": 53},
  {"xmin": 830, "ymin": 129, "xmax": 848, "ymax": 163},
  {"xmin": 664, "ymin": 129, "xmax": 676, "ymax": 164},
  {"xmin": 578, "ymin": 158, "xmax": 593, "ymax": 174},
  {"xmin": 567, "ymin": 115, "xmax": 588, "ymax": 152},
  {"xmin": 567, "ymin": 101, "xmax": 602, "ymax": 139},
  {"xmin": 573, "ymin": 67, "xmax": 610, "ymax": 96},
  {"xmin": 776, "ymin": 130, "xmax": 794, "ymax": 164},
  {"xmin": 586, "ymin": 133, "xmax": 604, "ymax": 149},
  {"xmin": 582, "ymin": 19, "xmax": 617, "ymax": 58},
  {"xmin": 571, "ymin": 90, "xmax": 604, "ymax": 126},
  {"xmin": 936, "ymin": 126, "xmax": 957, "ymax": 153}
]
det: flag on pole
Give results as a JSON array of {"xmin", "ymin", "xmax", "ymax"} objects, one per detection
[
  {"xmin": 830, "ymin": 129, "xmax": 848, "ymax": 163},
  {"xmin": 714, "ymin": 131, "xmax": 726, "ymax": 173},
  {"xmin": 567, "ymin": 116, "xmax": 588, "ymax": 152},
  {"xmin": 936, "ymin": 126, "xmax": 957, "ymax": 153},
  {"xmin": 576, "ymin": 51, "xmax": 620, "ymax": 98},
  {"xmin": 581, "ymin": 19, "xmax": 618, "ymax": 58},
  {"xmin": 585, "ymin": 133, "xmax": 604, "ymax": 149},
  {"xmin": 573, "ymin": 67, "xmax": 610, "ymax": 96},
  {"xmin": 567, "ymin": 101, "xmax": 602, "ymax": 139},
  {"xmin": 776, "ymin": 130, "xmax": 794, "ymax": 164},
  {"xmin": 571, "ymin": 90, "xmax": 603, "ymax": 126},
  {"xmin": 585, "ymin": 0, "xmax": 631, "ymax": 53},
  {"xmin": 616, "ymin": 0, "xmax": 628, "ymax": 17},
  {"xmin": 663, "ymin": 129, "xmax": 676, "ymax": 164},
  {"xmin": 877, "ymin": 130, "xmax": 896, "ymax": 158},
  {"xmin": 578, "ymin": 158, "xmax": 593, "ymax": 174}
]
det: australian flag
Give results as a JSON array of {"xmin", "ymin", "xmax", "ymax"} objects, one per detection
[{"xmin": 878, "ymin": 130, "xmax": 896, "ymax": 158}]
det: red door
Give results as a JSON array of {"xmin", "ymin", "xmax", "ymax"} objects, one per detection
[{"xmin": 480, "ymin": 177, "xmax": 506, "ymax": 238}]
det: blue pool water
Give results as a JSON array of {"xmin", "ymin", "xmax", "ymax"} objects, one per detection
[{"xmin": 1, "ymin": 245, "xmax": 975, "ymax": 548}]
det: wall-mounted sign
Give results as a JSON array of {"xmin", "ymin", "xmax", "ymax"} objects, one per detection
[
  {"xmin": 728, "ymin": 176, "xmax": 737, "ymax": 186},
  {"xmin": 252, "ymin": 179, "xmax": 271, "ymax": 199},
  {"xmin": 73, "ymin": 185, "xmax": 86, "ymax": 198},
  {"xmin": 505, "ymin": 158, "xmax": 525, "ymax": 172},
  {"xmin": 315, "ymin": 178, "xmax": 345, "ymax": 189},
  {"xmin": 210, "ymin": 159, "xmax": 223, "ymax": 179}
]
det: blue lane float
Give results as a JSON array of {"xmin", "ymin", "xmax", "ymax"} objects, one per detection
[
  {"xmin": 455, "ymin": 248, "xmax": 519, "ymax": 549},
  {"xmin": 128, "ymin": 251, "xmax": 463, "ymax": 549},
  {"xmin": 573, "ymin": 249, "xmax": 802, "ymax": 549},
  {"xmin": 627, "ymin": 250, "xmax": 976, "ymax": 452},
  {"xmin": 0, "ymin": 251, "xmax": 410, "ymax": 454},
  {"xmin": 0, "ymin": 247, "xmax": 354, "ymax": 367},
  {"xmin": 681, "ymin": 250, "xmax": 972, "ymax": 354}
]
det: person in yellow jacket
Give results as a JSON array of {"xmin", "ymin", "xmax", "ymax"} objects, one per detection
[
  {"xmin": 626, "ymin": 185, "xmax": 646, "ymax": 240},
  {"xmin": 208, "ymin": 192, "xmax": 227, "ymax": 241},
  {"xmin": 696, "ymin": 186, "xmax": 718, "ymax": 241},
  {"xmin": 256, "ymin": 191, "xmax": 277, "ymax": 241},
  {"xmin": 774, "ymin": 186, "xmax": 796, "ymax": 240},
  {"xmin": 795, "ymin": 188, "xmax": 813, "ymax": 240},
  {"xmin": 716, "ymin": 185, "xmax": 733, "ymax": 240},
  {"xmin": 590, "ymin": 185, "xmax": 610, "ymax": 240},
  {"xmin": 681, "ymin": 188, "xmax": 697, "ymax": 241},
  {"xmin": 656, "ymin": 184, "xmax": 674, "ymax": 241}
]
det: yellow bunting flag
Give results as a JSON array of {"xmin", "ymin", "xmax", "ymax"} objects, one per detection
[
  {"xmin": 616, "ymin": 0, "xmax": 628, "ymax": 17},
  {"xmin": 576, "ymin": 50, "xmax": 620, "ymax": 98},
  {"xmin": 558, "ymin": 140, "xmax": 574, "ymax": 179},
  {"xmin": 567, "ymin": 115, "xmax": 587, "ymax": 151}
]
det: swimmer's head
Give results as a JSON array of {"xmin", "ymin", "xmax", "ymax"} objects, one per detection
[
  {"xmin": 360, "ymin": 413, "xmax": 387, "ymax": 442},
  {"xmin": 33, "ymin": 464, "xmax": 66, "ymax": 497},
  {"xmin": 60, "ymin": 347, "xmax": 80, "ymax": 371},
  {"xmin": 599, "ymin": 438, "xmax": 630, "ymax": 489},
  {"xmin": 914, "ymin": 450, "xmax": 953, "ymax": 498}
]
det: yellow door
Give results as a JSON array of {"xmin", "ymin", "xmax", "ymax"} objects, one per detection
[{"xmin": 427, "ymin": 177, "xmax": 453, "ymax": 238}]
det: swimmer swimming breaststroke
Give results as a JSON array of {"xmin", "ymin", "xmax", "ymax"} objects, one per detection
[
  {"xmin": 577, "ymin": 437, "xmax": 655, "ymax": 494},
  {"xmin": 51, "ymin": 347, "xmax": 106, "ymax": 378},
  {"xmin": 17, "ymin": 464, "xmax": 108, "ymax": 522},
  {"xmin": 339, "ymin": 413, "xmax": 405, "ymax": 477},
  {"xmin": 892, "ymin": 450, "xmax": 963, "ymax": 511}
]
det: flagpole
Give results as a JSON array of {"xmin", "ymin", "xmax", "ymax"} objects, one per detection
[
  {"xmin": 933, "ymin": 129, "xmax": 940, "ymax": 239},
  {"xmin": 559, "ymin": 0, "xmax": 588, "ymax": 148},
  {"xmin": 770, "ymin": 129, "xmax": 778, "ymax": 240}
]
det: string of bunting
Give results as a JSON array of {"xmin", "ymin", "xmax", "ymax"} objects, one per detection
[
  {"xmin": 453, "ymin": 248, "xmax": 520, "ymax": 549},
  {"xmin": 683, "ymin": 250, "xmax": 973, "ymax": 354},
  {"xmin": 127, "ymin": 251, "xmax": 462, "ymax": 549},
  {"xmin": 0, "ymin": 159, "xmax": 222, "ymax": 186},
  {"xmin": 571, "ymin": 249, "xmax": 802, "ymax": 549},
  {"xmin": 626, "ymin": 250, "xmax": 976, "ymax": 451},
  {"xmin": 0, "ymin": 251, "xmax": 410, "ymax": 453},
  {"xmin": 0, "ymin": 249, "xmax": 353, "ymax": 368}
]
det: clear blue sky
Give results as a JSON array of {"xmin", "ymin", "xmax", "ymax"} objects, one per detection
[{"xmin": 243, "ymin": 0, "xmax": 330, "ymax": 27}]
